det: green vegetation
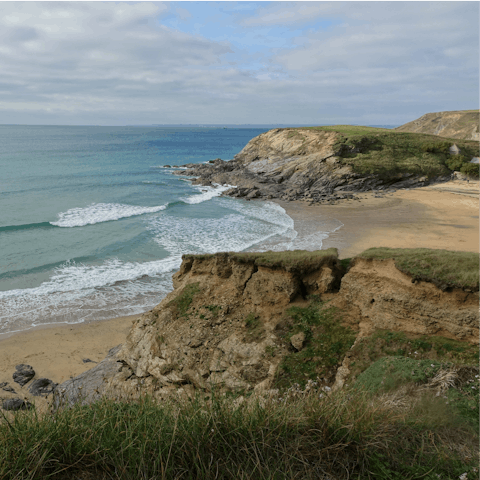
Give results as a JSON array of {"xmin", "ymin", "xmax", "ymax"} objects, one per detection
[
  {"xmin": 295, "ymin": 126, "xmax": 480, "ymax": 178},
  {"xmin": 350, "ymin": 330, "xmax": 479, "ymax": 372},
  {"xmin": 204, "ymin": 305, "xmax": 222, "ymax": 317},
  {"xmin": 355, "ymin": 356, "xmax": 444, "ymax": 393},
  {"xmin": 354, "ymin": 356, "xmax": 479, "ymax": 430},
  {"xmin": 357, "ymin": 247, "xmax": 479, "ymax": 290},
  {"xmin": 274, "ymin": 300, "xmax": 356, "ymax": 390},
  {"xmin": 1, "ymin": 381, "xmax": 478, "ymax": 480},
  {"xmin": 244, "ymin": 313, "xmax": 264, "ymax": 341},
  {"xmin": 168, "ymin": 282, "xmax": 200, "ymax": 317},
  {"xmin": 185, "ymin": 249, "xmax": 339, "ymax": 273}
]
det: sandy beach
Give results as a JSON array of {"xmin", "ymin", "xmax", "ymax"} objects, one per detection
[
  {"xmin": 0, "ymin": 179, "xmax": 478, "ymax": 406},
  {"xmin": 279, "ymin": 179, "xmax": 479, "ymax": 258}
]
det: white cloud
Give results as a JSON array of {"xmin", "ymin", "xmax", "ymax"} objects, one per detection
[{"xmin": 0, "ymin": 2, "xmax": 477, "ymax": 126}]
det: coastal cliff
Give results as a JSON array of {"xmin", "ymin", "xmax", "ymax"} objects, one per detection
[
  {"xmin": 55, "ymin": 249, "xmax": 479, "ymax": 405},
  {"xmin": 395, "ymin": 110, "xmax": 479, "ymax": 141},
  {"xmin": 174, "ymin": 125, "xmax": 479, "ymax": 204}
]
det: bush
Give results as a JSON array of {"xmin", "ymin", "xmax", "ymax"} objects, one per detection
[
  {"xmin": 460, "ymin": 162, "xmax": 479, "ymax": 178},
  {"xmin": 445, "ymin": 155, "xmax": 468, "ymax": 171}
]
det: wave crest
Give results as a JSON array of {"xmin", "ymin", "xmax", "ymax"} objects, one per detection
[{"xmin": 50, "ymin": 203, "xmax": 167, "ymax": 227}]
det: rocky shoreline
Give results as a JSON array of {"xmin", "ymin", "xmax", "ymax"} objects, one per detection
[{"xmin": 171, "ymin": 127, "xmax": 452, "ymax": 205}]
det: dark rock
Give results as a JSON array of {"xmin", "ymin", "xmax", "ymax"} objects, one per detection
[
  {"xmin": 2, "ymin": 398, "xmax": 33, "ymax": 411},
  {"xmin": 82, "ymin": 358, "xmax": 97, "ymax": 364},
  {"xmin": 3, "ymin": 385, "xmax": 16, "ymax": 393},
  {"xmin": 163, "ymin": 165, "xmax": 171, "ymax": 168},
  {"xmin": 29, "ymin": 378, "xmax": 58, "ymax": 396},
  {"xmin": 0, "ymin": 382, "xmax": 6, "ymax": 388},
  {"xmin": 13, "ymin": 364, "xmax": 35, "ymax": 386},
  {"xmin": 53, "ymin": 345, "xmax": 123, "ymax": 408}
]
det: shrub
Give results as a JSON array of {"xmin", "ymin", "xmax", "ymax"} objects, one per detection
[{"xmin": 460, "ymin": 162, "xmax": 479, "ymax": 178}]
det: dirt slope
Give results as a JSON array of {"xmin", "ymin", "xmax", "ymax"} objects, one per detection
[{"xmin": 395, "ymin": 110, "xmax": 479, "ymax": 140}]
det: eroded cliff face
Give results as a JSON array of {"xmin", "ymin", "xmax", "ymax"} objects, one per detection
[
  {"xmin": 103, "ymin": 253, "xmax": 343, "ymax": 401},
  {"xmin": 395, "ymin": 110, "xmax": 479, "ymax": 141},
  {"xmin": 56, "ymin": 254, "xmax": 478, "ymax": 405},
  {"xmin": 331, "ymin": 257, "xmax": 479, "ymax": 344}
]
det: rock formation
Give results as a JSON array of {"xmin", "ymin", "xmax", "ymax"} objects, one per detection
[
  {"xmin": 55, "ymin": 252, "xmax": 479, "ymax": 406},
  {"xmin": 173, "ymin": 127, "xmax": 456, "ymax": 205},
  {"xmin": 395, "ymin": 110, "xmax": 479, "ymax": 141}
]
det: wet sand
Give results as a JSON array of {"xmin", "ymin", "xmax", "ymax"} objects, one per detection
[{"xmin": 0, "ymin": 179, "xmax": 478, "ymax": 406}]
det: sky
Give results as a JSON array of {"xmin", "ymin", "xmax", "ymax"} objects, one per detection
[{"xmin": 0, "ymin": 1, "xmax": 478, "ymax": 126}]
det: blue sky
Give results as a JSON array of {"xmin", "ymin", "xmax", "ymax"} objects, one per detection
[{"xmin": 0, "ymin": 1, "xmax": 478, "ymax": 126}]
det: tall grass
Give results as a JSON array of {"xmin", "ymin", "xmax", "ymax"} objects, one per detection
[
  {"xmin": 0, "ymin": 382, "xmax": 477, "ymax": 480},
  {"xmin": 358, "ymin": 247, "xmax": 479, "ymax": 290}
]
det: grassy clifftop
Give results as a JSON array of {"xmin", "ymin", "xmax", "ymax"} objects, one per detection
[{"xmin": 294, "ymin": 125, "xmax": 479, "ymax": 178}]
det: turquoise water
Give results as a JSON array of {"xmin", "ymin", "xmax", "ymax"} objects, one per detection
[{"xmin": 0, "ymin": 125, "xmax": 333, "ymax": 335}]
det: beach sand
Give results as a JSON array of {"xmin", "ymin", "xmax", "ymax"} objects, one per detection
[
  {"xmin": 0, "ymin": 179, "xmax": 478, "ymax": 407},
  {"xmin": 279, "ymin": 179, "xmax": 479, "ymax": 258}
]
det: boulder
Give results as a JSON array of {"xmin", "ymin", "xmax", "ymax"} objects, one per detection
[
  {"xmin": 2, "ymin": 398, "xmax": 33, "ymax": 411},
  {"xmin": 290, "ymin": 332, "xmax": 306, "ymax": 351},
  {"xmin": 13, "ymin": 364, "xmax": 35, "ymax": 386},
  {"xmin": 29, "ymin": 378, "xmax": 58, "ymax": 396},
  {"xmin": 53, "ymin": 345, "xmax": 123, "ymax": 408}
]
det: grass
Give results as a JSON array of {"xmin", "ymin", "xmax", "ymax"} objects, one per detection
[
  {"xmin": 0, "ymin": 381, "xmax": 478, "ymax": 480},
  {"xmin": 167, "ymin": 283, "xmax": 200, "ymax": 317},
  {"xmin": 243, "ymin": 313, "xmax": 264, "ymax": 342},
  {"xmin": 274, "ymin": 299, "xmax": 356, "ymax": 390},
  {"xmin": 184, "ymin": 249, "xmax": 339, "ymax": 274},
  {"xmin": 354, "ymin": 356, "xmax": 479, "ymax": 430},
  {"xmin": 293, "ymin": 126, "xmax": 480, "ymax": 178},
  {"xmin": 357, "ymin": 247, "xmax": 479, "ymax": 290}
]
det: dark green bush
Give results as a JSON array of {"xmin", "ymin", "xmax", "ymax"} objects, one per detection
[{"xmin": 460, "ymin": 162, "xmax": 479, "ymax": 178}]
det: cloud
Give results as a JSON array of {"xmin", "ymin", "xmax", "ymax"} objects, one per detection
[{"xmin": 0, "ymin": 2, "xmax": 477, "ymax": 126}]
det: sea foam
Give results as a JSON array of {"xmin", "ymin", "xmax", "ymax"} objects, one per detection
[
  {"xmin": 0, "ymin": 256, "xmax": 181, "ymax": 335},
  {"xmin": 50, "ymin": 202, "xmax": 167, "ymax": 227},
  {"xmin": 181, "ymin": 184, "xmax": 234, "ymax": 205}
]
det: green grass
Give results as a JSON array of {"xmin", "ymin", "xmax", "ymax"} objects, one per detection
[
  {"xmin": 185, "ymin": 249, "xmax": 339, "ymax": 275},
  {"xmin": 357, "ymin": 247, "xmax": 479, "ymax": 290},
  {"xmin": 167, "ymin": 282, "xmax": 200, "ymax": 317},
  {"xmin": 354, "ymin": 356, "xmax": 446, "ymax": 394},
  {"xmin": 294, "ymin": 126, "xmax": 480, "ymax": 178},
  {"xmin": 1, "ymin": 382, "xmax": 478, "ymax": 480},
  {"xmin": 274, "ymin": 300, "xmax": 356, "ymax": 390},
  {"xmin": 243, "ymin": 313, "xmax": 264, "ymax": 341},
  {"xmin": 354, "ymin": 356, "xmax": 479, "ymax": 430}
]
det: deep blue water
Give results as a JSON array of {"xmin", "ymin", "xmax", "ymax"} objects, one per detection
[{"xmin": 0, "ymin": 125, "xmax": 329, "ymax": 335}]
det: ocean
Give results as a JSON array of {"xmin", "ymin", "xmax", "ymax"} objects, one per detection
[{"xmin": 0, "ymin": 125, "xmax": 339, "ymax": 336}]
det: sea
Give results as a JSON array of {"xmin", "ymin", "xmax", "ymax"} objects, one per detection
[{"xmin": 0, "ymin": 125, "xmax": 344, "ymax": 336}]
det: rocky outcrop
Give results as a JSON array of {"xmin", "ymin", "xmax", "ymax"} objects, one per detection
[
  {"xmin": 56, "ymin": 253, "xmax": 479, "ymax": 406},
  {"xmin": 174, "ymin": 128, "xmax": 440, "ymax": 205},
  {"xmin": 395, "ymin": 110, "xmax": 479, "ymax": 140},
  {"xmin": 53, "ymin": 345, "xmax": 123, "ymax": 407},
  {"xmin": 100, "ymin": 253, "xmax": 343, "ymax": 402}
]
